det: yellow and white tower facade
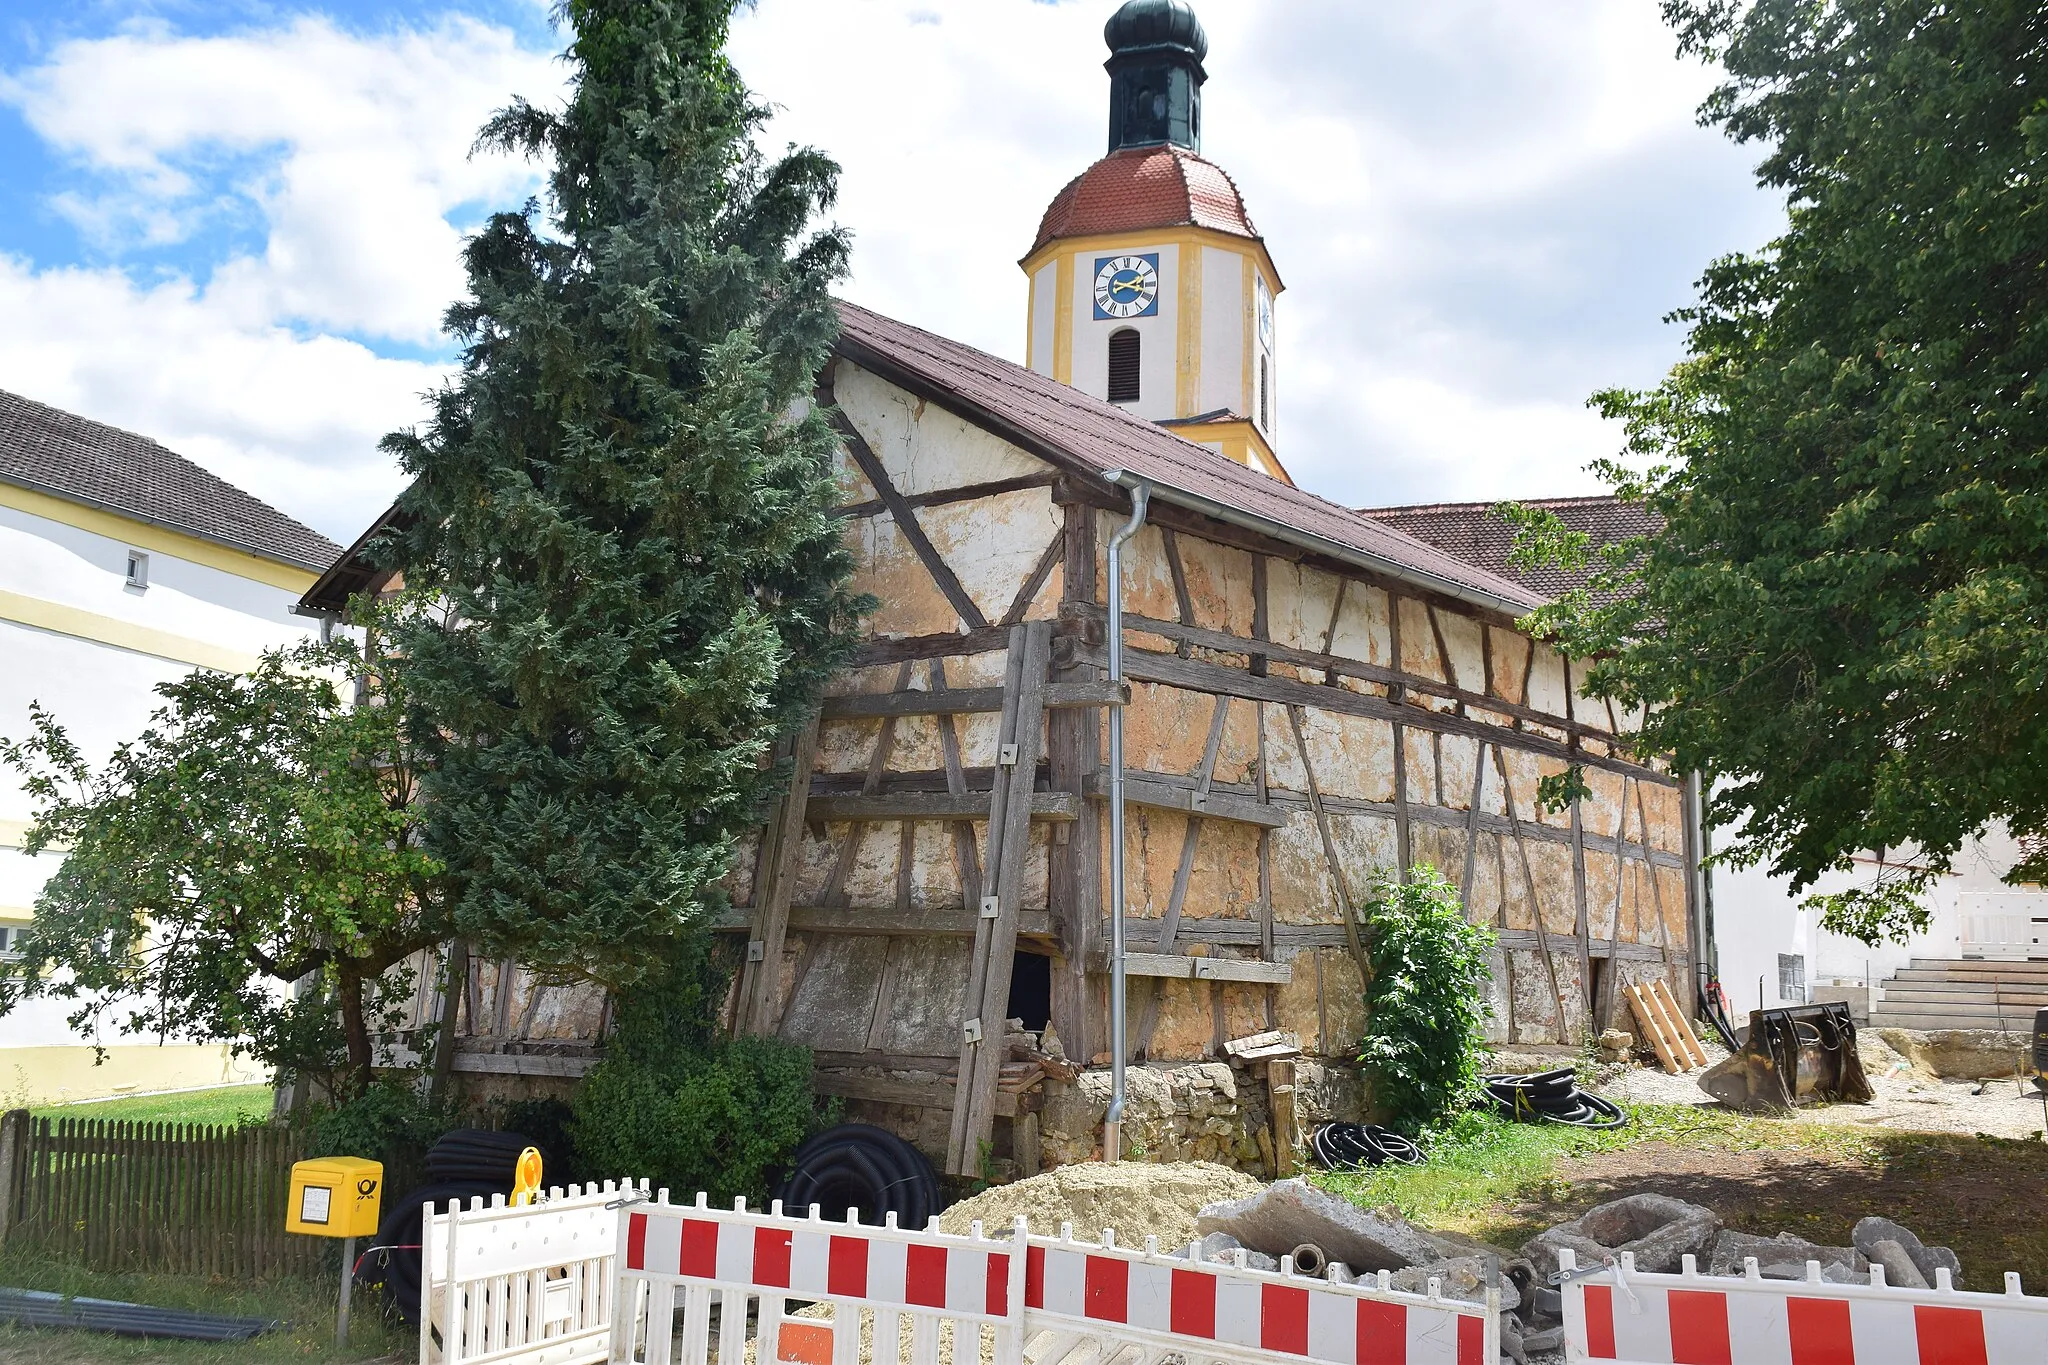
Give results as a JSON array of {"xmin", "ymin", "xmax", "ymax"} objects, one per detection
[{"xmin": 1023, "ymin": 0, "xmax": 1287, "ymax": 482}]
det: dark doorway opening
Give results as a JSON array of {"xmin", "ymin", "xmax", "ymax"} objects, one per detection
[
  {"xmin": 1589, "ymin": 956, "xmax": 1613, "ymax": 1031},
  {"xmin": 1007, "ymin": 951, "xmax": 1052, "ymax": 1032}
]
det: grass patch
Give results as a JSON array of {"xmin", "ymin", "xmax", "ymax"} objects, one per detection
[
  {"xmin": 0, "ymin": 1250, "xmax": 408, "ymax": 1363},
  {"xmin": 31, "ymin": 1086, "xmax": 273, "ymax": 1129}
]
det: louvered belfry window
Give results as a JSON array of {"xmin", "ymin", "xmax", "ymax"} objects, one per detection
[{"xmin": 1107, "ymin": 328, "xmax": 1141, "ymax": 402}]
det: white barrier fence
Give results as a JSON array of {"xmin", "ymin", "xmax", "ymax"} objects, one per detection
[
  {"xmin": 422, "ymin": 1185, "xmax": 1497, "ymax": 1365},
  {"xmin": 1556, "ymin": 1246, "xmax": 2048, "ymax": 1365}
]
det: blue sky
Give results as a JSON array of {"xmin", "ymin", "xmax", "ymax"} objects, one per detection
[{"xmin": 0, "ymin": 1, "xmax": 1783, "ymax": 543}]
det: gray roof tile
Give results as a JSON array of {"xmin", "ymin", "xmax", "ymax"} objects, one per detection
[{"xmin": 0, "ymin": 388, "xmax": 340, "ymax": 573}]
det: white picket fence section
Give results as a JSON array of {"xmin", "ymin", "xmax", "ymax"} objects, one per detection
[
  {"xmin": 422, "ymin": 1182, "xmax": 634, "ymax": 1365},
  {"xmin": 421, "ymin": 1185, "xmax": 1497, "ymax": 1365},
  {"xmin": 1556, "ymin": 1246, "xmax": 2048, "ymax": 1365}
]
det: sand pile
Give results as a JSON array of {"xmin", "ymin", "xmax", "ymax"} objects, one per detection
[{"xmin": 939, "ymin": 1161, "xmax": 1263, "ymax": 1250}]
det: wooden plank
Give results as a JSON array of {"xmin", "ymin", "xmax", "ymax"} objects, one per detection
[
  {"xmin": 812, "ymin": 1070, "xmax": 1029, "ymax": 1119},
  {"xmin": 823, "ymin": 688, "xmax": 1004, "ymax": 719},
  {"xmin": 946, "ymin": 630, "xmax": 1029, "ymax": 1173},
  {"xmin": 740, "ymin": 719, "xmax": 823, "ymax": 1035},
  {"xmin": 1388, "ymin": 596, "xmax": 1412, "ymax": 879},
  {"xmin": 855, "ymin": 625, "xmax": 1013, "ymax": 668},
  {"xmin": 1081, "ymin": 773, "xmax": 1287, "ymax": 828},
  {"xmin": 1626, "ymin": 983, "xmax": 1684, "ymax": 1075},
  {"xmin": 709, "ymin": 904, "xmax": 1053, "ymax": 938},
  {"xmin": 1065, "ymin": 633, "xmax": 1679, "ymax": 787},
  {"xmin": 833, "ymin": 471, "xmax": 1059, "ymax": 520},
  {"xmin": 1047, "ymin": 498, "xmax": 1101, "ymax": 1066},
  {"xmin": 1113, "ymin": 952, "xmax": 1291, "ymax": 983},
  {"xmin": 804, "ymin": 791, "xmax": 1081, "ymax": 823},
  {"xmin": 1223, "ymin": 1029, "xmax": 1300, "ymax": 1057},
  {"xmin": 1652, "ymin": 978, "xmax": 1710, "ymax": 1066},
  {"xmin": 823, "ymin": 400, "xmax": 988, "ymax": 631},
  {"xmin": 953, "ymin": 621, "xmax": 1052, "ymax": 1175}
]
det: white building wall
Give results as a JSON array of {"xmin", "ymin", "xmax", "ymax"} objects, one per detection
[
  {"xmin": 1068, "ymin": 241, "xmax": 1179, "ymax": 420},
  {"xmin": 1712, "ymin": 822, "xmax": 2040, "ymax": 1015},
  {"xmin": 1199, "ymin": 245, "xmax": 1245, "ymax": 416},
  {"xmin": 0, "ymin": 499, "xmax": 318, "ymax": 1098},
  {"xmin": 1029, "ymin": 260, "xmax": 1059, "ymax": 377}
]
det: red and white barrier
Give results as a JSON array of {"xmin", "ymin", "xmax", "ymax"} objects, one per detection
[
  {"xmin": 1557, "ymin": 1247, "xmax": 2048, "ymax": 1365},
  {"xmin": 611, "ymin": 1192, "xmax": 1498, "ymax": 1365}
]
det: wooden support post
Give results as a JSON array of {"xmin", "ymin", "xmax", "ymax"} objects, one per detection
[
  {"xmin": 739, "ymin": 718, "xmax": 823, "ymax": 1036},
  {"xmin": 1267, "ymin": 1060, "xmax": 1298, "ymax": 1177},
  {"xmin": 948, "ymin": 623, "xmax": 1052, "ymax": 1175},
  {"xmin": 1048, "ymin": 498, "xmax": 1101, "ymax": 1067}
]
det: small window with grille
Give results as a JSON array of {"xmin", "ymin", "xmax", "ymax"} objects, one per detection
[
  {"xmin": 1107, "ymin": 328, "xmax": 1141, "ymax": 402},
  {"xmin": 1777, "ymin": 952, "xmax": 1807, "ymax": 1003},
  {"xmin": 1258, "ymin": 356, "xmax": 1270, "ymax": 430}
]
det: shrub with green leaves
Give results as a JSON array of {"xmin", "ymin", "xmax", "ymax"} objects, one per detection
[
  {"xmin": 1356, "ymin": 864, "xmax": 1496, "ymax": 1133},
  {"xmin": 567, "ymin": 929, "xmax": 820, "ymax": 1200}
]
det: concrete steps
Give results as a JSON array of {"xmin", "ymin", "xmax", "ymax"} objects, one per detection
[{"xmin": 1871, "ymin": 957, "xmax": 2048, "ymax": 1032}]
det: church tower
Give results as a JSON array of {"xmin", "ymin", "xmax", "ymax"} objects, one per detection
[{"xmin": 1023, "ymin": 0, "xmax": 1287, "ymax": 482}]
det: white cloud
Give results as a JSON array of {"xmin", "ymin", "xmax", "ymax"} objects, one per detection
[
  {"xmin": 0, "ymin": 0, "xmax": 1785, "ymax": 549},
  {"xmin": 0, "ymin": 13, "xmax": 562, "ymax": 540},
  {"xmin": 731, "ymin": 0, "xmax": 1784, "ymax": 508}
]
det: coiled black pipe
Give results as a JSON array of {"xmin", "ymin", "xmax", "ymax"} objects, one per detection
[
  {"xmin": 1480, "ymin": 1068, "xmax": 1628, "ymax": 1130},
  {"xmin": 1308, "ymin": 1122, "xmax": 1424, "ymax": 1169},
  {"xmin": 771, "ymin": 1124, "xmax": 941, "ymax": 1230},
  {"xmin": 361, "ymin": 1179, "xmax": 504, "ymax": 1326}
]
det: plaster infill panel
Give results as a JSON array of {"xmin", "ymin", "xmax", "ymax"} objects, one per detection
[
  {"xmin": 1172, "ymin": 533, "xmax": 1256, "ymax": 638},
  {"xmin": 1487, "ymin": 626, "xmax": 1532, "ymax": 706},
  {"xmin": 778, "ymin": 934, "xmax": 889, "ymax": 1051},
  {"xmin": 874, "ymin": 937, "xmax": 974, "ymax": 1056},
  {"xmin": 915, "ymin": 487, "xmax": 1060, "ymax": 628},
  {"xmin": 846, "ymin": 513, "xmax": 968, "ymax": 637},
  {"xmin": 1281, "ymin": 706, "xmax": 1395, "ymax": 806},
  {"xmin": 834, "ymin": 363, "xmax": 1047, "ymax": 498},
  {"xmin": 1396, "ymin": 598, "xmax": 1445, "ymax": 683}
]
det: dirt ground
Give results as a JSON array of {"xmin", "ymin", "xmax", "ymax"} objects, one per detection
[{"xmin": 1596, "ymin": 1041, "xmax": 2048, "ymax": 1139}]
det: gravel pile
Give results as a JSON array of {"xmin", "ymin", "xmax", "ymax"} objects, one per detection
[{"xmin": 938, "ymin": 1161, "xmax": 1263, "ymax": 1250}]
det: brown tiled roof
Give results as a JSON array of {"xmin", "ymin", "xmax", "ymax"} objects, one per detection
[
  {"xmin": 834, "ymin": 302, "xmax": 1544, "ymax": 615},
  {"xmin": 1028, "ymin": 146, "xmax": 1261, "ymax": 259},
  {"xmin": 1359, "ymin": 496, "xmax": 1660, "ymax": 604},
  {"xmin": 0, "ymin": 388, "xmax": 340, "ymax": 573}
]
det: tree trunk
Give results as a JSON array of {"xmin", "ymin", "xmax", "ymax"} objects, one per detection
[
  {"xmin": 427, "ymin": 939, "xmax": 468, "ymax": 1109},
  {"xmin": 338, "ymin": 971, "xmax": 376, "ymax": 1099}
]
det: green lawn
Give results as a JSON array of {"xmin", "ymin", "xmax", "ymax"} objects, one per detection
[{"xmin": 31, "ymin": 1085, "xmax": 275, "ymax": 1128}]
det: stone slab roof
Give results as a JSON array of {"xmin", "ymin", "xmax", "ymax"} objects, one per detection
[{"xmin": 0, "ymin": 388, "xmax": 339, "ymax": 573}]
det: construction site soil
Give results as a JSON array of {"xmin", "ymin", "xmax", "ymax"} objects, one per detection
[{"xmin": 938, "ymin": 1161, "xmax": 1263, "ymax": 1249}]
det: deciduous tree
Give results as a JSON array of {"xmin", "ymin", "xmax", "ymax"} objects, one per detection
[{"xmin": 1503, "ymin": 0, "xmax": 2048, "ymax": 942}]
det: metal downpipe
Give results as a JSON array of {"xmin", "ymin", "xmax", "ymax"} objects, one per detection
[{"xmin": 1103, "ymin": 476, "xmax": 1150, "ymax": 1163}]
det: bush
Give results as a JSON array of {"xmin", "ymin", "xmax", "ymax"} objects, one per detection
[
  {"xmin": 570, "ymin": 1035, "xmax": 819, "ymax": 1201},
  {"xmin": 310, "ymin": 1077, "xmax": 453, "ymax": 1162},
  {"xmin": 1356, "ymin": 863, "xmax": 1497, "ymax": 1133},
  {"xmin": 567, "ymin": 927, "xmax": 821, "ymax": 1201}
]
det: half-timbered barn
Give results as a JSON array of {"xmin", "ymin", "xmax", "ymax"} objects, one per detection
[{"xmin": 302, "ymin": 0, "xmax": 1703, "ymax": 1177}]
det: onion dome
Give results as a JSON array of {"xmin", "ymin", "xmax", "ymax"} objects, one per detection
[
  {"xmin": 1103, "ymin": 0, "xmax": 1208, "ymax": 154},
  {"xmin": 1029, "ymin": 145, "xmax": 1258, "ymax": 258}
]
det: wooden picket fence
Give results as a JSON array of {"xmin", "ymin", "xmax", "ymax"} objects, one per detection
[{"xmin": 0, "ymin": 1109, "xmax": 329, "ymax": 1278}]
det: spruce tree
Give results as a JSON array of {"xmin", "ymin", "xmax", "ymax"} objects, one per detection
[{"xmin": 383, "ymin": 0, "xmax": 864, "ymax": 984}]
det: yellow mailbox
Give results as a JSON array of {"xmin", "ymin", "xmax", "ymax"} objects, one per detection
[{"xmin": 287, "ymin": 1156, "xmax": 383, "ymax": 1239}]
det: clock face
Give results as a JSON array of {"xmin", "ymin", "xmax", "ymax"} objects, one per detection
[
  {"xmin": 1256, "ymin": 277, "xmax": 1274, "ymax": 349},
  {"xmin": 1093, "ymin": 254, "xmax": 1160, "ymax": 320}
]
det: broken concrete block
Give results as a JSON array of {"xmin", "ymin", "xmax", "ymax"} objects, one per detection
[
  {"xmin": 1852, "ymin": 1216, "xmax": 1962, "ymax": 1287},
  {"xmin": 1866, "ymin": 1239, "xmax": 1928, "ymax": 1289},
  {"xmin": 1191, "ymin": 1231, "xmax": 1242, "ymax": 1262},
  {"xmin": 1386, "ymin": 1257, "xmax": 1520, "ymax": 1312},
  {"xmin": 1706, "ymin": 1231, "xmax": 1864, "ymax": 1281},
  {"xmin": 1196, "ymin": 1178, "xmax": 1442, "ymax": 1272},
  {"xmin": 1499, "ymin": 1311, "xmax": 1527, "ymax": 1365},
  {"xmin": 1521, "ymin": 1325, "xmax": 1565, "ymax": 1354},
  {"xmin": 1521, "ymin": 1194, "xmax": 1719, "ymax": 1279}
]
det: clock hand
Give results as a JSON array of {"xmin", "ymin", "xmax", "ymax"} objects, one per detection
[{"xmin": 1109, "ymin": 277, "xmax": 1147, "ymax": 296}]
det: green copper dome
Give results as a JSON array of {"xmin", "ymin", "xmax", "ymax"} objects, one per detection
[{"xmin": 1102, "ymin": 0, "xmax": 1207, "ymax": 154}]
